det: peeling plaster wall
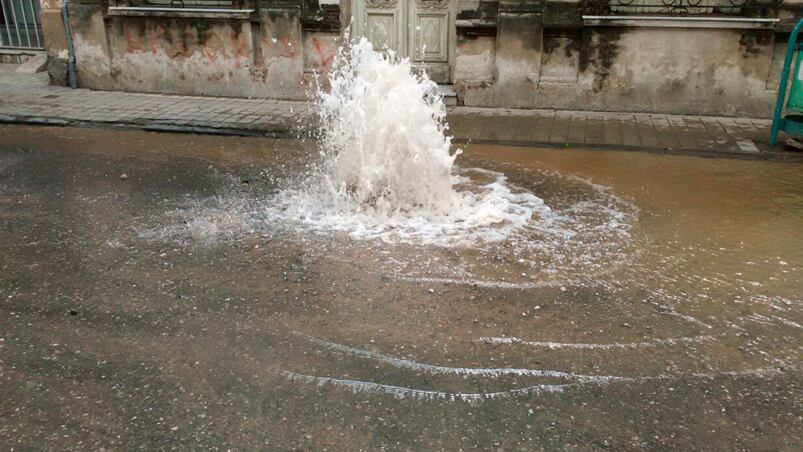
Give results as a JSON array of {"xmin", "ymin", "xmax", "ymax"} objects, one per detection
[
  {"xmin": 51, "ymin": 0, "xmax": 339, "ymax": 99},
  {"xmin": 457, "ymin": 1, "xmax": 546, "ymax": 109},
  {"xmin": 70, "ymin": 3, "xmax": 113, "ymax": 90},
  {"xmin": 539, "ymin": 31, "xmax": 578, "ymax": 83},
  {"xmin": 105, "ymin": 19, "xmax": 272, "ymax": 97},
  {"xmin": 455, "ymin": 0, "xmax": 787, "ymax": 116},
  {"xmin": 455, "ymin": 35, "xmax": 495, "ymax": 82},
  {"xmin": 258, "ymin": 7, "xmax": 306, "ymax": 99},
  {"xmin": 39, "ymin": 0, "xmax": 67, "ymax": 58},
  {"xmin": 573, "ymin": 28, "xmax": 776, "ymax": 116},
  {"xmin": 458, "ymin": 26, "xmax": 778, "ymax": 116}
]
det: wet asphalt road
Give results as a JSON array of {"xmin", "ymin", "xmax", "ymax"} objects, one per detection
[{"xmin": 1, "ymin": 125, "xmax": 802, "ymax": 450}]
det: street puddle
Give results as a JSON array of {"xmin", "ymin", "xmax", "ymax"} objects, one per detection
[
  {"xmin": 125, "ymin": 144, "xmax": 803, "ymax": 403},
  {"xmin": 2, "ymin": 118, "xmax": 801, "ymax": 405}
]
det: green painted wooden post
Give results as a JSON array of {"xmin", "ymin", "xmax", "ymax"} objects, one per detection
[{"xmin": 770, "ymin": 19, "xmax": 803, "ymax": 145}]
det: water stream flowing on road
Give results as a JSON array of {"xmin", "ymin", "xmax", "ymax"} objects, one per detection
[{"xmin": 2, "ymin": 121, "xmax": 802, "ymax": 447}]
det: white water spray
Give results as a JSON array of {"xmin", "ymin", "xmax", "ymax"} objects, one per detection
[
  {"xmin": 317, "ymin": 38, "xmax": 458, "ymax": 215},
  {"xmin": 274, "ymin": 38, "xmax": 550, "ymax": 245}
]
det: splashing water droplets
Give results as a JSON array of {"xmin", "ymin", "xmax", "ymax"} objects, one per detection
[
  {"xmin": 316, "ymin": 39, "xmax": 458, "ymax": 215},
  {"xmin": 274, "ymin": 38, "xmax": 550, "ymax": 245},
  {"xmin": 138, "ymin": 38, "xmax": 637, "ymax": 284}
]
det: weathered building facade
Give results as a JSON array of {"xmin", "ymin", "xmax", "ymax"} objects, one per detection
[
  {"xmin": 39, "ymin": 0, "xmax": 342, "ymax": 99},
  {"xmin": 34, "ymin": 0, "xmax": 803, "ymax": 116}
]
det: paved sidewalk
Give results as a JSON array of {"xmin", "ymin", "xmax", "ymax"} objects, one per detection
[
  {"xmin": 0, "ymin": 63, "xmax": 797, "ymax": 160},
  {"xmin": 0, "ymin": 64, "xmax": 311, "ymax": 137},
  {"xmin": 448, "ymin": 108, "xmax": 775, "ymax": 159}
]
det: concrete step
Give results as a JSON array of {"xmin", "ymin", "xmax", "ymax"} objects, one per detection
[{"xmin": 438, "ymin": 84, "xmax": 457, "ymax": 106}]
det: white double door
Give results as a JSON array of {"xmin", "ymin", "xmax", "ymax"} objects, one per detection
[{"xmin": 352, "ymin": 0, "xmax": 455, "ymax": 84}]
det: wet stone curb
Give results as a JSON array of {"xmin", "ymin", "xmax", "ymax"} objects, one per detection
[
  {"xmin": 0, "ymin": 113, "xmax": 298, "ymax": 138},
  {"xmin": 453, "ymin": 138, "xmax": 803, "ymax": 162}
]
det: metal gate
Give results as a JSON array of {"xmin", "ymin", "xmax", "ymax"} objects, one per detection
[{"xmin": 0, "ymin": 0, "xmax": 44, "ymax": 50}]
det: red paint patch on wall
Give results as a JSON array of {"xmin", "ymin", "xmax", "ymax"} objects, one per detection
[
  {"xmin": 123, "ymin": 23, "xmax": 143, "ymax": 53},
  {"xmin": 312, "ymin": 37, "xmax": 335, "ymax": 69}
]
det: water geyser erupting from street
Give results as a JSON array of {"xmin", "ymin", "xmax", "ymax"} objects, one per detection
[
  {"xmin": 318, "ymin": 38, "xmax": 458, "ymax": 215},
  {"xmin": 275, "ymin": 38, "xmax": 548, "ymax": 244}
]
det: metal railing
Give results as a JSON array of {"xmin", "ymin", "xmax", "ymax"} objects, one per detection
[
  {"xmin": 612, "ymin": 0, "xmax": 742, "ymax": 15},
  {"xmin": 0, "ymin": 0, "xmax": 44, "ymax": 50},
  {"xmin": 123, "ymin": 0, "xmax": 244, "ymax": 8},
  {"xmin": 586, "ymin": 0, "xmax": 782, "ymax": 16}
]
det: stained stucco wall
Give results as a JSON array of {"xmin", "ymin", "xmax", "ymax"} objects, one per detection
[
  {"xmin": 50, "ymin": 0, "xmax": 341, "ymax": 99},
  {"xmin": 39, "ymin": 0, "xmax": 67, "ymax": 58},
  {"xmin": 455, "ymin": 0, "xmax": 792, "ymax": 117},
  {"xmin": 42, "ymin": 0, "xmax": 799, "ymax": 116}
]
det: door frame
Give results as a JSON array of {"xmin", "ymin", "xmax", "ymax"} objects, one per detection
[{"xmin": 350, "ymin": 0, "xmax": 457, "ymax": 84}]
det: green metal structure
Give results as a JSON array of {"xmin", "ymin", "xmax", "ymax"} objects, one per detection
[{"xmin": 770, "ymin": 18, "xmax": 803, "ymax": 145}]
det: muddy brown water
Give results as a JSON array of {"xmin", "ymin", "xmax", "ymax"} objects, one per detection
[{"xmin": 1, "ymin": 124, "xmax": 801, "ymax": 449}]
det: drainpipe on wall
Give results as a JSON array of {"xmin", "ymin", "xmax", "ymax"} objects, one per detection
[{"xmin": 61, "ymin": 0, "xmax": 78, "ymax": 88}]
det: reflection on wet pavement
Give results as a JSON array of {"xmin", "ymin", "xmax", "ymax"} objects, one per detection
[{"xmin": 1, "ymin": 125, "xmax": 801, "ymax": 449}]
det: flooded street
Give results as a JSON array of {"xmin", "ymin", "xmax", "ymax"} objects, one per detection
[{"xmin": 1, "ymin": 124, "xmax": 802, "ymax": 449}]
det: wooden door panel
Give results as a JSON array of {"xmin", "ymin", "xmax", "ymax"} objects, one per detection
[
  {"xmin": 409, "ymin": 0, "xmax": 451, "ymax": 83},
  {"xmin": 366, "ymin": 12, "xmax": 399, "ymax": 52},
  {"xmin": 411, "ymin": 10, "xmax": 448, "ymax": 63},
  {"xmin": 354, "ymin": 0, "xmax": 453, "ymax": 83},
  {"xmin": 361, "ymin": 0, "xmax": 405, "ymax": 55}
]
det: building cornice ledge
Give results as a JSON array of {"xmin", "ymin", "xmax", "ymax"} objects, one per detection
[{"xmin": 582, "ymin": 15, "xmax": 779, "ymax": 30}]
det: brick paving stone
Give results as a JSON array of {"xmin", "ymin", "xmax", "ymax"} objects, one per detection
[
  {"xmin": 619, "ymin": 116, "xmax": 642, "ymax": 147},
  {"xmin": 732, "ymin": 117, "xmax": 761, "ymax": 136},
  {"xmin": 567, "ymin": 114, "xmax": 587, "ymax": 144},
  {"xmin": 585, "ymin": 116, "xmax": 605, "ymax": 146},
  {"xmin": 699, "ymin": 118, "xmax": 734, "ymax": 147},
  {"xmin": 635, "ymin": 115, "xmax": 661, "ymax": 148},
  {"xmin": 453, "ymin": 115, "xmax": 476, "ymax": 140},
  {"xmin": 682, "ymin": 117, "xmax": 714, "ymax": 149},
  {"xmin": 715, "ymin": 118, "xmax": 764, "ymax": 154},
  {"xmin": 465, "ymin": 115, "xmax": 487, "ymax": 141},
  {"xmin": 649, "ymin": 116, "xmax": 680, "ymax": 149},
  {"xmin": 602, "ymin": 118, "xmax": 622, "ymax": 146},
  {"xmin": 666, "ymin": 116, "xmax": 697, "ymax": 149},
  {"xmin": 531, "ymin": 115, "xmax": 552, "ymax": 142},
  {"xmin": 482, "ymin": 117, "xmax": 504, "ymax": 141},
  {"xmin": 751, "ymin": 120, "xmax": 771, "ymax": 135},
  {"xmin": 550, "ymin": 116, "xmax": 571, "ymax": 144},
  {"xmin": 511, "ymin": 116, "xmax": 537, "ymax": 141}
]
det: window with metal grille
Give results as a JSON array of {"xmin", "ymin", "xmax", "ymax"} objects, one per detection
[{"xmin": 0, "ymin": 0, "xmax": 44, "ymax": 50}]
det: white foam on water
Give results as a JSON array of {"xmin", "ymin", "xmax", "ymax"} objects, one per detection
[
  {"xmin": 663, "ymin": 310, "xmax": 714, "ymax": 329},
  {"xmin": 743, "ymin": 313, "xmax": 803, "ymax": 330},
  {"xmin": 267, "ymin": 39, "xmax": 557, "ymax": 247},
  {"xmin": 293, "ymin": 330, "xmax": 798, "ymax": 381},
  {"xmin": 294, "ymin": 331, "xmax": 635, "ymax": 383},
  {"xmin": 771, "ymin": 315, "xmax": 803, "ymax": 329},
  {"xmin": 276, "ymin": 363, "xmax": 796, "ymax": 404},
  {"xmin": 277, "ymin": 369, "xmax": 570, "ymax": 403},
  {"xmin": 397, "ymin": 276, "xmax": 578, "ymax": 290},
  {"xmin": 477, "ymin": 335, "xmax": 718, "ymax": 350}
]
